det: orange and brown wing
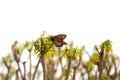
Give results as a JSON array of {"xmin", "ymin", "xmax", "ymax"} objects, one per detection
[
  {"xmin": 54, "ymin": 34, "xmax": 66, "ymax": 41},
  {"xmin": 54, "ymin": 40, "xmax": 63, "ymax": 47},
  {"xmin": 54, "ymin": 40, "xmax": 67, "ymax": 47},
  {"xmin": 51, "ymin": 34, "xmax": 67, "ymax": 47}
]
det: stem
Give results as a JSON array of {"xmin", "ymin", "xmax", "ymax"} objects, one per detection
[
  {"xmin": 58, "ymin": 48, "xmax": 63, "ymax": 71},
  {"xmin": 73, "ymin": 60, "xmax": 81, "ymax": 80},
  {"xmin": 23, "ymin": 62, "xmax": 26, "ymax": 80},
  {"xmin": 81, "ymin": 72, "xmax": 85, "ymax": 80},
  {"xmin": 41, "ymin": 54, "xmax": 47, "ymax": 80},
  {"xmin": 5, "ymin": 66, "xmax": 10, "ymax": 80},
  {"xmin": 99, "ymin": 50, "xmax": 104, "ymax": 80},
  {"xmin": 95, "ymin": 45, "xmax": 104, "ymax": 80},
  {"xmin": 51, "ymin": 63, "xmax": 54, "ymax": 80},
  {"xmin": 113, "ymin": 61, "xmax": 117, "ymax": 79},
  {"xmin": 16, "ymin": 70, "xmax": 19, "ymax": 80},
  {"xmin": 29, "ymin": 51, "xmax": 32, "ymax": 80},
  {"xmin": 12, "ymin": 44, "xmax": 24, "ymax": 80},
  {"xmin": 17, "ymin": 62, "xmax": 24, "ymax": 80},
  {"xmin": 87, "ymin": 71, "xmax": 90, "ymax": 80},
  {"xmin": 65, "ymin": 57, "xmax": 72, "ymax": 80},
  {"xmin": 47, "ymin": 60, "xmax": 55, "ymax": 80},
  {"xmin": 32, "ymin": 56, "xmax": 41, "ymax": 80},
  {"xmin": 73, "ymin": 68, "xmax": 77, "ymax": 80}
]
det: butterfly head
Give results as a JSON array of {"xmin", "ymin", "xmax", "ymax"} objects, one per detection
[{"xmin": 50, "ymin": 36, "xmax": 55, "ymax": 42}]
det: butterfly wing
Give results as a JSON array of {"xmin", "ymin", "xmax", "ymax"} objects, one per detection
[
  {"xmin": 51, "ymin": 34, "xmax": 67, "ymax": 47},
  {"xmin": 54, "ymin": 34, "xmax": 66, "ymax": 41},
  {"xmin": 54, "ymin": 40, "xmax": 67, "ymax": 47},
  {"xmin": 54, "ymin": 40, "xmax": 63, "ymax": 47}
]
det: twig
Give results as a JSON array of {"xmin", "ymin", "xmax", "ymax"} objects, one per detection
[
  {"xmin": 58, "ymin": 48, "xmax": 64, "ymax": 71},
  {"xmin": 65, "ymin": 57, "xmax": 72, "ymax": 80},
  {"xmin": 95, "ymin": 45, "xmax": 104, "ymax": 80},
  {"xmin": 16, "ymin": 69, "xmax": 19, "ymax": 80},
  {"xmin": 41, "ymin": 54, "xmax": 47, "ymax": 80},
  {"xmin": 23, "ymin": 62, "xmax": 26, "ymax": 80},
  {"xmin": 17, "ymin": 62, "xmax": 24, "ymax": 80},
  {"xmin": 73, "ymin": 67, "xmax": 77, "ymax": 80},
  {"xmin": 99, "ymin": 49, "xmax": 104, "ymax": 80},
  {"xmin": 5, "ymin": 66, "xmax": 11, "ymax": 80},
  {"xmin": 32, "ymin": 55, "xmax": 41, "ymax": 80},
  {"xmin": 73, "ymin": 57, "xmax": 81, "ymax": 80},
  {"xmin": 29, "ymin": 51, "xmax": 32, "ymax": 80}
]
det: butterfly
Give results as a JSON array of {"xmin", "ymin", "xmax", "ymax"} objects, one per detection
[{"xmin": 50, "ymin": 34, "xmax": 67, "ymax": 47}]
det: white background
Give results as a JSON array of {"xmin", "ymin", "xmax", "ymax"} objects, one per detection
[{"xmin": 0, "ymin": 0, "xmax": 120, "ymax": 59}]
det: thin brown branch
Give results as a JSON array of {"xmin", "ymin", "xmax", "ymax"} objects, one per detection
[
  {"xmin": 73, "ymin": 67, "xmax": 77, "ymax": 80},
  {"xmin": 23, "ymin": 62, "xmax": 26, "ymax": 80},
  {"xmin": 32, "ymin": 56, "xmax": 41, "ymax": 80},
  {"xmin": 16, "ymin": 69, "xmax": 19, "ymax": 80},
  {"xmin": 5, "ymin": 66, "xmax": 11, "ymax": 80},
  {"xmin": 99, "ymin": 49, "xmax": 104, "ymax": 80},
  {"xmin": 17, "ymin": 62, "xmax": 24, "ymax": 80},
  {"xmin": 73, "ymin": 57, "xmax": 81, "ymax": 80},
  {"xmin": 41, "ymin": 54, "xmax": 47, "ymax": 80},
  {"xmin": 65, "ymin": 57, "xmax": 72, "ymax": 80},
  {"xmin": 58, "ymin": 48, "xmax": 64, "ymax": 71},
  {"xmin": 29, "ymin": 51, "xmax": 32, "ymax": 80}
]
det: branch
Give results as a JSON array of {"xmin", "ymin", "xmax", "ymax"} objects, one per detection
[
  {"xmin": 23, "ymin": 62, "xmax": 26, "ymax": 80},
  {"xmin": 16, "ymin": 69, "xmax": 19, "ymax": 80},
  {"xmin": 65, "ymin": 57, "xmax": 72, "ymax": 80},
  {"xmin": 29, "ymin": 51, "xmax": 32, "ymax": 80},
  {"xmin": 41, "ymin": 54, "xmax": 47, "ymax": 80},
  {"xmin": 32, "ymin": 56, "xmax": 41, "ymax": 80},
  {"xmin": 17, "ymin": 62, "xmax": 24, "ymax": 80},
  {"xmin": 99, "ymin": 49, "xmax": 104, "ymax": 80}
]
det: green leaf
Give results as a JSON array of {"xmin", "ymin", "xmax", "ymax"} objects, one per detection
[
  {"xmin": 90, "ymin": 53, "xmax": 99, "ymax": 64},
  {"xmin": 34, "ymin": 35, "xmax": 53, "ymax": 58},
  {"xmin": 83, "ymin": 61, "xmax": 94, "ymax": 71},
  {"xmin": 102, "ymin": 73, "xmax": 111, "ymax": 80},
  {"xmin": 100, "ymin": 40, "xmax": 112, "ymax": 53}
]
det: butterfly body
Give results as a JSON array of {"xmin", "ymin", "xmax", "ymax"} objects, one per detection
[{"xmin": 50, "ymin": 34, "xmax": 67, "ymax": 47}]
